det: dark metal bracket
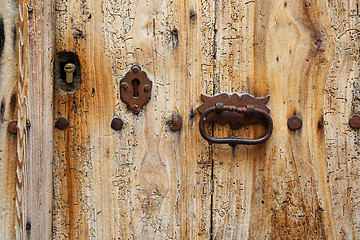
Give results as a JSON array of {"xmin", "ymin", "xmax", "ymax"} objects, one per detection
[{"xmin": 197, "ymin": 93, "xmax": 273, "ymax": 146}]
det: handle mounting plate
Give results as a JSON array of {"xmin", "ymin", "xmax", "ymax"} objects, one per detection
[{"xmin": 197, "ymin": 93, "xmax": 270, "ymax": 129}]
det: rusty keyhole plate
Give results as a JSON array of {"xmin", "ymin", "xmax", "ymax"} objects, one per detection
[{"xmin": 120, "ymin": 65, "xmax": 152, "ymax": 114}]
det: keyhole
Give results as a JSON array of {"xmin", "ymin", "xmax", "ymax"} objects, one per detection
[
  {"xmin": 60, "ymin": 60, "xmax": 76, "ymax": 80},
  {"xmin": 132, "ymin": 79, "xmax": 140, "ymax": 97}
]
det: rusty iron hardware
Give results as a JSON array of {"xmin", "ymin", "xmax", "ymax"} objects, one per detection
[
  {"xmin": 8, "ymin": 120, "xmax": 17, "ymax": 134},
  {"xmin": 197, "ymin": 93, "xmax": 273, "ymax": 146},
  {"xmin": 287, "ymin": 116, "xmax": 302, "ymax": 130},
  {"xmin": 111, "ymin": 117, "xmax": 123, "ymax": 131},
  {"xmin": 168, "ymin": 116, "xmax": 182, "ymax": 131},
  {"xmin": 349, "ymin": 114, "xmax": 360, "ymax": 129},
  {"xmin": 55, "ymin": 117, "xmax": 69, "ymax": 130},
  {"xmin": 120, "ymin": 65, "xmax": 152, "ymax": 114}
]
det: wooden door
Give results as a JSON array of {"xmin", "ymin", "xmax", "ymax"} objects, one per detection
[{"xmin": 1, "ymin": 0, "xmax": 360, "ymax": 239}]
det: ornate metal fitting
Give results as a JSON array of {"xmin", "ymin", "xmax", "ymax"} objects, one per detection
[
  {"xmin": 120, "ymin": 65, "xmax": 152, "ymax": 114},
  {"xmin": 197, "ymin": 93, "xmax": 273, "ymax": 146},
  {"xmin": 197, "ymin": 93, "xmax": 270, "ymax": 129}
]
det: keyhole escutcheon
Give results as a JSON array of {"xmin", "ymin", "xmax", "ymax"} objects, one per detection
[{"xmin": 120, "ymin": 65, "xmax": 152, "ymax": 114}]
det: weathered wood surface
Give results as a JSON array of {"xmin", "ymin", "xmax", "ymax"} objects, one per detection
[
  {"xmin": 0, "ymin": 0, "xmax": 358, "ymax": 239},
  {"xmin": 326, "ymin": 0, "xmax": 360, "ymax": 239},
  {"xmin": 17, "ymin": 0, "xmax": 54, "ymax": 239},
  {"xmin": 52, "ymin": 0, "xmax": 214, "ymax": 239},
  {"xmin": 51, "ymin": 0, "xmax": 360, "ymax": 239},
  {"xmin": 0, "ymin": 1, "xmax": 18, "ymax": 239},
  {"xmin": 212, "ymin": 0, "xmax": 336, "ymax": 239}
]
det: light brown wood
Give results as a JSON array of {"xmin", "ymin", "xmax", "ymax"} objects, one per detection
[
  {"xmin": 50, "ymin": 0, "xmax": 360, "ymax": 239},
  {"xmin": 0, "ymin": 0, "xmax": 358, "ymax": 239},
  {"xmin": 326, "ymin": 0, "xmax": 360, "ymax": 238},
  {"xmin": 0, "ymin": 1, "xmax": 18, "ymax": 239},
  {"xmin": 211, "ymin": 0, "xmax": 359, "ymax": 239},
  {"xmin": 17, "ymin": 0, "xmax": 54, "ymax": 239},
  {"xmin": 52, "ymin": 0, "xmax": 215, "ymax": 239},
  {"xmin": 212, "ymin": 0, "xmax": 337, "ymax": 239}
]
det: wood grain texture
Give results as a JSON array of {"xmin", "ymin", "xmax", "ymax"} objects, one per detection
[
  {"xmin": 3, "ymin": 0, "xmax": 356, "ymax": 239},
  {"xmin": 52, "ymin": 0, "xmax": 215, "ymax": 239},
  {"xmin": 325, "ymin": 0, "xmax": 360, "ymax": 239},
  {"xmin": 0, "ymin": 1, "xmax": 18, "ymax": 239},
  {"xmin": 212, "ymin": 0, "xmax": 336, "ymax": 239},
  {"xmin": 17, "ymin": 0, "xmax": 54, "ymax": 239}
]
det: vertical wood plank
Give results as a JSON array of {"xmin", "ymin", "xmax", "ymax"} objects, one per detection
[
  {"xmin": 212, "ymin": 0, "xmax": 337, "ymax": 238},
  {"xmin": 325, "ymin": 0, "xmax": 360, "ymax": 238},
  {"xmin": 0, "ymin": 1, "xmax": 18, "ymax": 239},
  {"xmin": 17, "ymin": 0, "xmax": 54, "ymax": 239},
  {"xmin": 211, "ymin": 1, "xmax": 260, "ymax": 238},
  {"xmin": 52, "ymin": 0, "xmax": 215, "ymax": 239}
]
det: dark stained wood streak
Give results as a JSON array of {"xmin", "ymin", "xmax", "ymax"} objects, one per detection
[
  {"xmin": 0, "ymin": 99, "xmax": 5, "ymax": 123},
  {"xmin": 12, "ymin": 24, "xmax": 16, "ymax": 48},
  {"xmin": 0, "ymin": 16, "xmax": 4, "ymax": 61}
]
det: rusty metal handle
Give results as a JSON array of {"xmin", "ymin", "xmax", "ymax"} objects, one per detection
[{"xmin": 199, "ymin": 104, "xmax": 273, "ymax": 146}]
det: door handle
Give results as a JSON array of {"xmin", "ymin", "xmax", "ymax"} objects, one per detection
[{"xmin": 197, "ymin": 93, "xmax": 273, "ymax": 146}]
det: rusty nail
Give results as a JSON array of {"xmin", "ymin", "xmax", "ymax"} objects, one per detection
[
  {"xmin": 246, "ymin": 105, "xmax": 255, "ymax": 113},
  {"xmin": 131, "ymin": 65, "xmax": 140, "ymax": 73},
  {"xmin": 144, "ymin": 84, "xmax": 151, "ymax": 92},
  {"xmin": 349, "ymin": 114, "xmax": 360, "ymax": 129},
  {"xmin": 8, "ymin": 120, "xmax": 18, "ymax": 134},
  {"xmin": 169, "ymin": 117, "xmax": 182, "ymax": 131},
  {"xmin": 287, "ymin": 116, "xmax": 302, "ymax": 130},
  {"xmin": 215, "ymin": 102, "xmax": 224, "ymax": 114},
  {"xmin": 55, "ymin": 117, "xmax": 69, "ymax": 130},
  {"xmin": 121, "ymin": 83, "xmax": 128, "ymax": 90},
  {"xmin": 111, "ymin": 117, "xmax": 123, "ymax": 131}
]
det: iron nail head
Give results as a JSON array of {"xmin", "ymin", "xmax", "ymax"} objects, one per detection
[
  {"xmin": 131, "ymin": 65, "xmax": 140, "ymax": 73},
  {"xmin": 111, "ymin": 117, "xmax": 123, "ymax": 131},
  {"xmin": 349, "ymin": 115, "xmax": 360, "ymax": 129},
  {"xmin": 287, "ymin": 116, "xmax": 302, "ymax": 130},
  {"xmin": 121, "ymin": 83, "xmax": 128, "ymax": 90},
  {"xmin": 215, "ymin": 102, "xmax": 224, "ymax": 114},
  {"xmin": 169, "ymin": 117, "xmax": 182, "ymax": 131},
  {"xmin": 55, "ymin": 117, "xmax": 69, "ymax": 130},
  {"xmin": 144, "ymin": 85, "xmax": 151, "ymax": 92},
  {"xmin": 8, "ymin": 120, "xmax": 18, "ymax": 134}
]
